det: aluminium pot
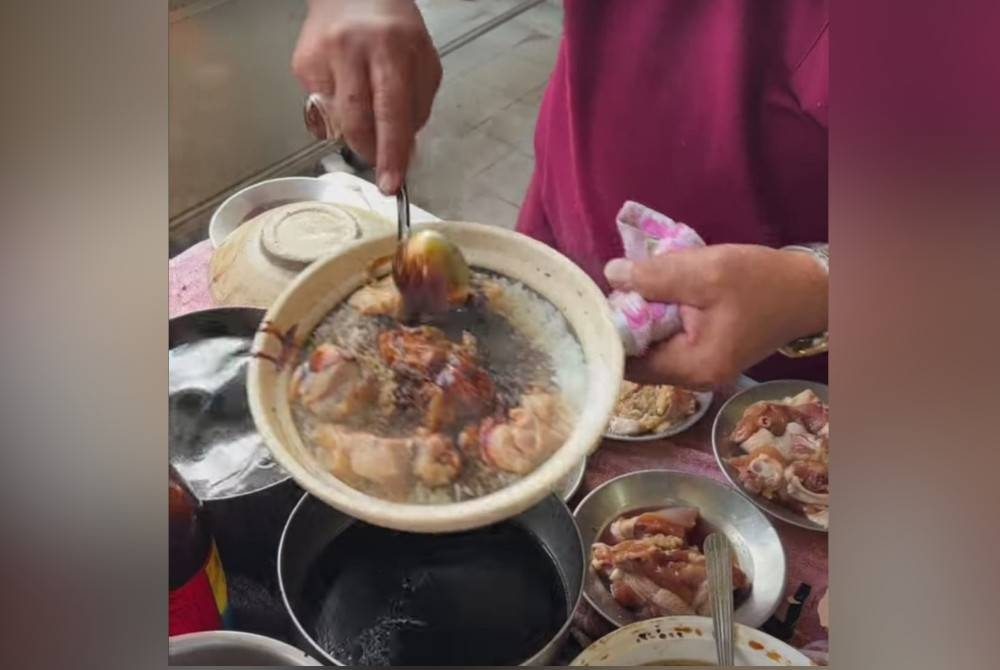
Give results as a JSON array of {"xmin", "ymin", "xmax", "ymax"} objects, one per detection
[{"xmin": 277, "ymin": 492, "xmax": 585, "ymax": 666}]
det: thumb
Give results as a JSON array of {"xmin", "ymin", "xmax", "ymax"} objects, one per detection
[{"xmin": 604, "ymin": 248, "xmax": 711, "ymax": 306}]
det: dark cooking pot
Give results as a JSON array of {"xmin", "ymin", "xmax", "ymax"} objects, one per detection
[
  {"xmin": 278, "ymin": 493, "xmax": 585, "ymax": 666},
  {"xmin": 169, "ymin": 307, "xmax": 303, "ymax": 584}
]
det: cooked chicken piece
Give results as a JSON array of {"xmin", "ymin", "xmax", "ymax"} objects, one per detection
[
  {"xmin": 411, "ymin": 431, "xmax": 463, "ymax": 488},
  {"xmin": 612, "ymin": 382, "xmax": 699, "ymax": 434},
  {"xmin": 479, "ymin": 393, "xmax": 572, "ymax": 475},
  {"xmin": 348, "ymin": 276, "xmax": 401, "ymax": 316},
  {"xmin": 592, "ymin": 536, "xmax": 685, "ymax": 573},
  {"xmin": 423, "ymin": 348, "xmax": 495, "ymax": 430},
  {"xmin": 738, "ymin": 421, "xmax": 812, "ymax": 462},
  {"xmin": 608, "ymin": 507, "xmax": 699, "ymax": 543},
  {"xmin": 728, "ymin": 452, "xmax": 785, "ymax": 499},
  {"xmin": 378, "ymin": 326, "xmax": 495, "ymax": 431},
  {"xmin": 787, "ymin": 390, "xmax": 829, "ymax": 433},
  {"xmin": 378, "ymin": 325, "xmax": 451, "ymax": 378},
  {"xmin": 784, "ymin": 460, "xmax": 829, "ymax": 504},
  {"xmin": 312, "ymin": 423, "xmax": 413, "ymax": 500},
  {"xmin": 607, "ymin": 568, "xmax": 695, "ymax": 617},
  {"xmin": 729, "ymin": 400, "xmax": 802, "ymax": 442},
  {"xmin": 311, "ymin": 424, "xmax": 463, "ymax": 499},
  {"xmin": 731, "ymin": 392, "xmax": 828, "ymax": 444},
  {"xmin": 289, "ymin": 343, "xmax": 377, "ymax": 421}
]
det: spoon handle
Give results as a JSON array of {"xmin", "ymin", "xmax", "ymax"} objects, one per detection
[{"xmin": 705, "ymin": 533, "xmax": 736, "ymax": 666}]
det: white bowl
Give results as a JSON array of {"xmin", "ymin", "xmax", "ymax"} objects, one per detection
[
  {"xmin": 571, "ymin": 615, "xmax": 814, "ymax": 666},
  {"xmin": 209, "ymin": 176, "xmax": 350, "ymax": 247},
  {"xmin": 246, "ymin": 221, "xmax": 625, "ymax": 533}
]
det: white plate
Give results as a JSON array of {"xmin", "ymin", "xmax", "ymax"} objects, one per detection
[
  {"xmin": 574, "ymin": 469, "xmax": 786, "ymax": 629},
  {"xmin": 605, "ymin": 391, "xmax": 714, "ymax": 441},
  {"xmin": 570, "ymin": 615, "xmax": 815, "ymax": 666},
  {"xmin": 712, "ymin": 379, "xmax": 829, "ymax": 532}
]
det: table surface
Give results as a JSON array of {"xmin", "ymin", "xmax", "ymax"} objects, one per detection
[{"xmin": 170, "ymin": 237, "xmax": 829, "ymax": 664}]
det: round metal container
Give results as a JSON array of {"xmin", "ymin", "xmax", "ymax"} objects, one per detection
[
  {"xmin": 712, "ymin": 379, "xmax": 829, "ymax": 532},
  {"xmin": 278, "ymin": 492, "xmax": 585, "ymax": 666},
  {"xmin": 169, "ymin": 307, "xmax": 302, "ymax": 584},
  {"xmin": 573, "ymin": 469, "xmax": 787, "ymax": 629},
  {"xmin": 169, "ymin": 631, "xmax": 321, "ymax": 666}
]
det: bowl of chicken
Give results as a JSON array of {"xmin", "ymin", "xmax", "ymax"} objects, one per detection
[
  {"xmin": 712, "ymin": 380, "xmax": 829, "ymax": 532},
  {"xmin": 247, "ymin": 221, "xmax": 624, "ymax": 533},
  {"xmin": 574, "ymin": 469, "xmax": 786, "ymax": 629}
]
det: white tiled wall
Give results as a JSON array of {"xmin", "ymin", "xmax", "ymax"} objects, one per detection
[{"xmin": 404, "ymin": 1, "xmax": 563, "ymax": 229}]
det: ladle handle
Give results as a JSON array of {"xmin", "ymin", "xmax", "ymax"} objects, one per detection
[{"xmin": 396, "ymin": 182, "xmax": 411, "ymax": 241}]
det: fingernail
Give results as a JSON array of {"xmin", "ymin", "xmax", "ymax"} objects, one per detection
[
  {"xmin": 604, "ymin": 258, "xmax": 633, "ymax": 288},
  {"xmin": 377, "ymin": 170, "xmax": 399, "ymax": 195}
]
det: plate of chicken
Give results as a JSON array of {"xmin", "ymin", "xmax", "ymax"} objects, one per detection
[
  {"xmin": 574, "ymin": 469, "xmax": 786, "ymax": 628},
  {"xmin": 605, "ymin": 382, "xmax": 713, "ymax": 441},
  {"xmin": 712, "ymin": 380, "xmax": 829, "ymax": 532}
]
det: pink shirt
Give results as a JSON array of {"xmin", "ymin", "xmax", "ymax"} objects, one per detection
[{"xmin": 518, "ymin": 0, "xmax": 828, "ymax": 382}]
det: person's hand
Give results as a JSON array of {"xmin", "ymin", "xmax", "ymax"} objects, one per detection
[
  {"xmin": 292, "ymin": 0, "xmax": 442, "ymax": 194},
  {"xmin": 604, "ymin": 244, "xmax": 828, "ymax": 390}
]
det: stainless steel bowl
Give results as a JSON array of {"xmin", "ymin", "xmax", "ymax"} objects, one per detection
[
  {"xmin": 168, "ymin": 631, "xmax": 321, "ymax": 665},
  {"xmin": 278, "ymin": 492, "xmax": 585, "ymax": 666},
  {"xmin": 573, "ymin": 469, "xmax": 786, "ymax": 629},
  {"xmin": 209, "ymin": 176, "xmax": 349, "ymax": 247},
  {"xmin": 711, "ymin": 379, "xmax": 829, "ymax": 532},
  {"xmin": 169, "ymin": 307, "xmax": 302, "ymax": 583}
]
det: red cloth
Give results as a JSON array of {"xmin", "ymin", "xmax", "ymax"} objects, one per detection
[{"xmin": 519, "ymin": 0, "xmax": 829, "ymax": 383}]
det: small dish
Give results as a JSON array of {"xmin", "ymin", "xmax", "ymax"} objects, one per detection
[
  {"xmin": 210, "ymin": 176, "xmax": 351, "ymax": 247},
  {"xmin": 712, "ymin": 380, "xmax": 829, "ymax": 532},
  {"xmin": 573, "ymin": 469, "xmax": 786, "ymax": 629},
  {"xmin": 605, "ymin": 390, "xmax": 714, "ymax": 442},
  {"xmin": 570, "ymin": 615, "xmax": 814, "ymax": 666}
]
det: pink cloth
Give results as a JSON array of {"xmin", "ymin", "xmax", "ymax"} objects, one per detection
[
  {"xmin": 517, "ymin": 0, "xmax": 829, "ymax": 384},
  {"xmin": 168, "ymin": 246, "xmax": 828, "ymax": 652},
  {"xmin": 608, "ymin": 201, "xmax": 705, "ymax": 356},
  {"xmin": 169, "ymin": 240, "xmax": 217, "ymax": 318}
]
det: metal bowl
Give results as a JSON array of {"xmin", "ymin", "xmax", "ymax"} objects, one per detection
[
  {"xmin": 169, "ymin": 307, "xmax": 303, "ymax": 582},
  {"xmin": 712, "ymin": 379, "xmax": 829, "ymax": 532},
  {"xmin": 168, "ymin": 631, "xmax": 321, "ymax": 665},
  {"xmin": 573, "ymin": 469, "xmax": 786, "ymax": 629},
  {"xmin": 278, "ymin": 492, "xmax": 585, "ymax": 666},
  {"xmin": 570, "ymin": 615, "xmax": 814, "ymax": 666},
  {"xmin": 556, "ymin": 459, "xmax": 587, "ymax": 501},
  {"xmin": 605, "ymin": 391, "xmax": 714, "ymax": 442},
  {"xmin": 209, "ymin": 176, "xmax": 351, "ymax": 247}
]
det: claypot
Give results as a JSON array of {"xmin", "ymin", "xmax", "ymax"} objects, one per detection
[{"xmin": 246, "ymin": 221, "xmax": 624, "ymax": 533}]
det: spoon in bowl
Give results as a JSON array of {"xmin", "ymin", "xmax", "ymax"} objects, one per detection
[{"xmin": 705, "ymin": 533, "xmax": 736, "ymax": 666}]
